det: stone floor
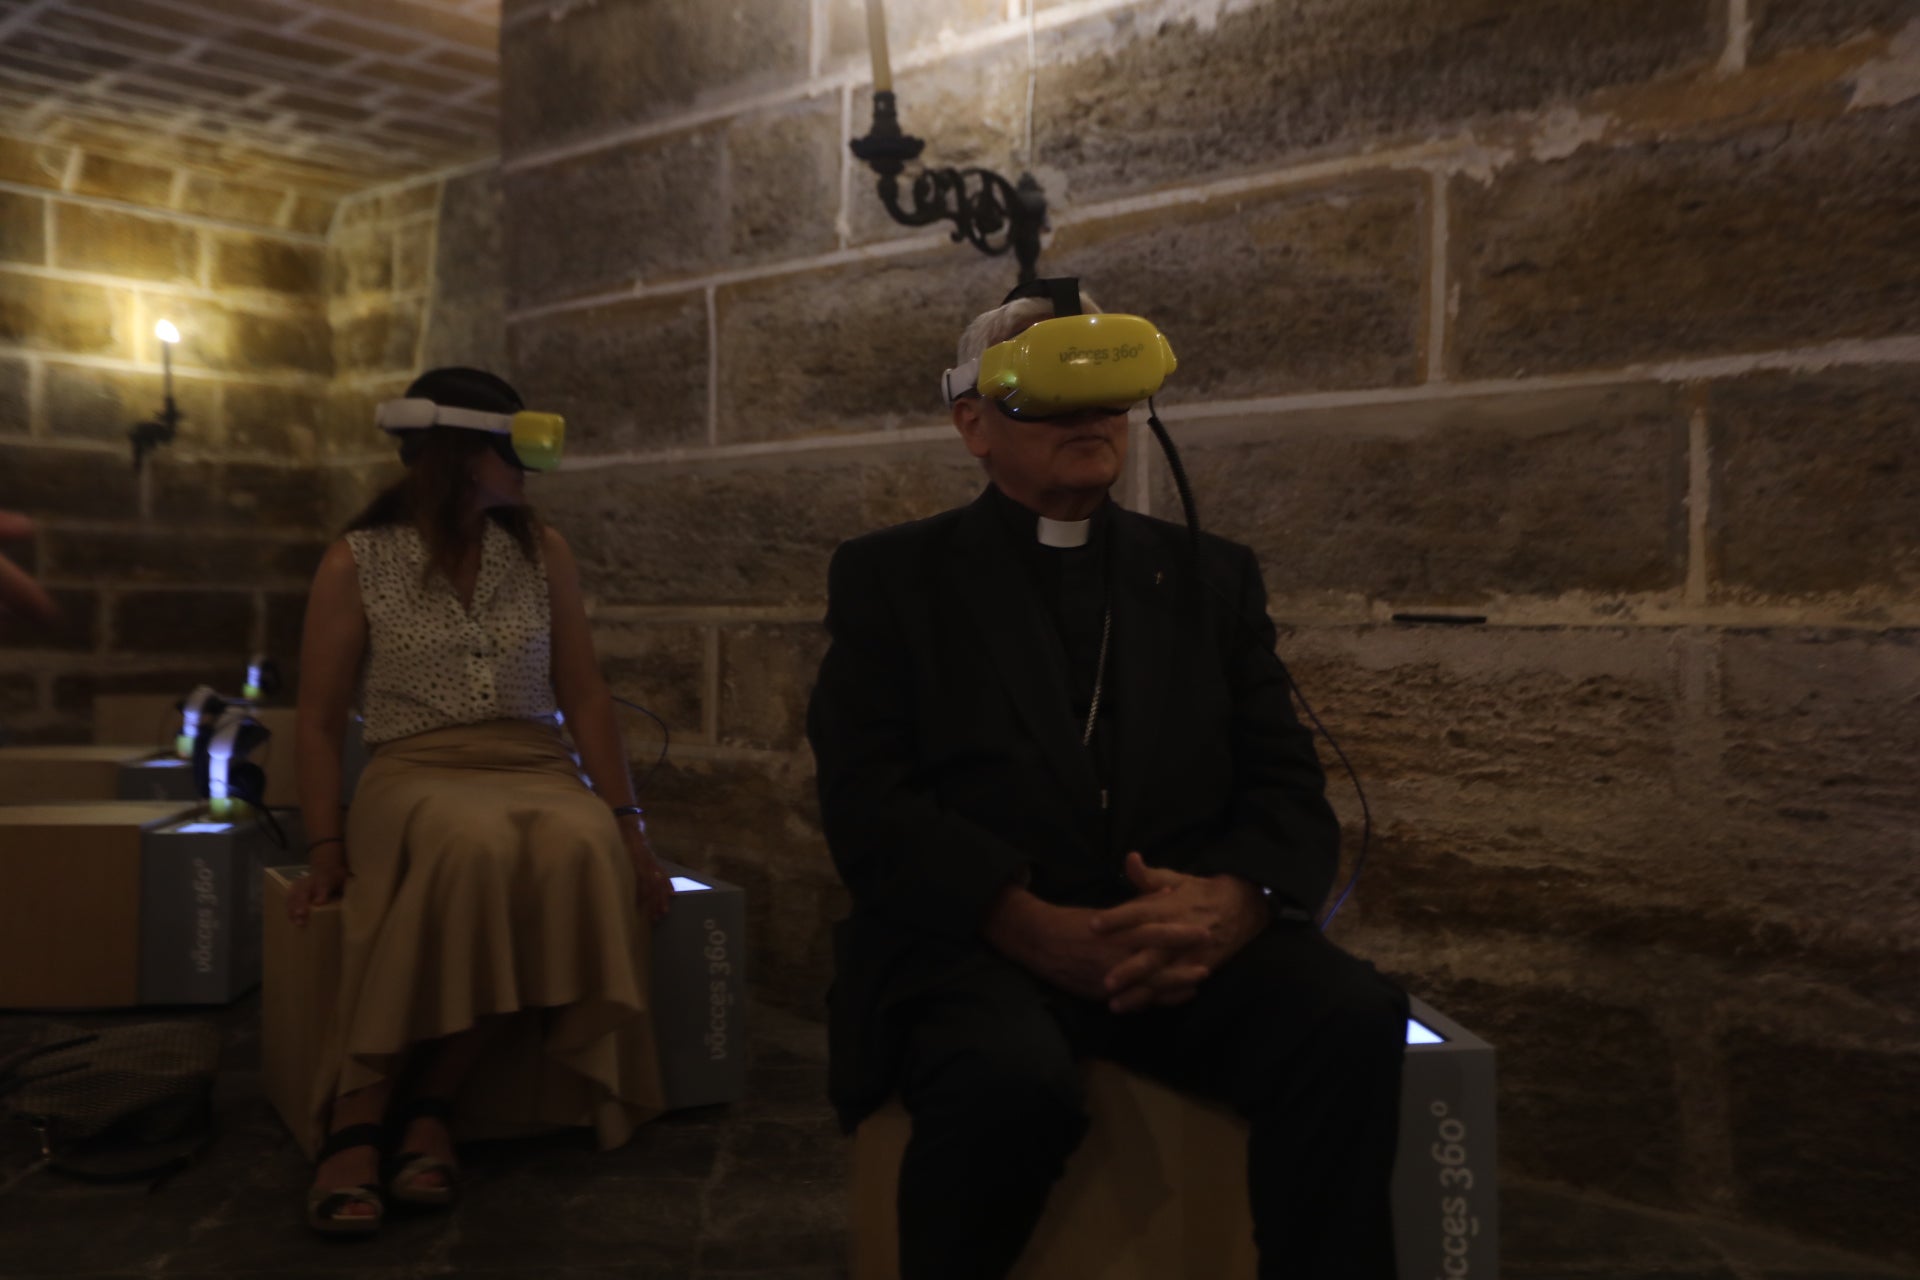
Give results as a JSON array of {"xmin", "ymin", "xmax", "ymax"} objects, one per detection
[{"xmin": 0, "ymin": 998, "xmax": 1912, "ymax": 1280}]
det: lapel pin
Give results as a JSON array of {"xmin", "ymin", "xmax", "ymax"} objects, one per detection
[{"xmin": 1153, "ymin": 570, "xmax": 1164, "ymax": 587}]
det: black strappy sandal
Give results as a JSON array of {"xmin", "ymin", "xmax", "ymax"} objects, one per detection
[
  {"xmin": 386, "ymin": 1097, "xmax": 458, "ymax": 1208},
  {"xmin": 306, "ymin": 1122, "xmax": 386, "ymax": 1235}
]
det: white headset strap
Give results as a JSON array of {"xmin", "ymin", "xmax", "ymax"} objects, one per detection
[
  {"xmin": 375, "ymin": 399, "xmax": 513, "ymax": 434},
  {"xmin": 941, "ymin": 359, "xmax": 981, "ymax": 405},
  {"xmin": 428, "ymin": 405, "xmax": 512, "ymax": 432},
  {"xmin": 209, "ymin": 715, "xmax": 244, "ymax": 755},
  {"xmin": 206, "ymin": 710, "xmax": 252, "ymax": 798},
  {"xmin": 180, "ymin": 685, "xmax": 219, "ymax": 731}
]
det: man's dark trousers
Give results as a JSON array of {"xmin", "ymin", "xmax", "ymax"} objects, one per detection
[{"xmin": 894, "ymin": 923, "xmax": 1408, "ymax": 1280}]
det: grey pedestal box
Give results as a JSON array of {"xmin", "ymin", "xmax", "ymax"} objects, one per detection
[
  {"xmin": 118, "ymin": 755, "xmax": 197, "ymax": 802},
  {"xmin": 1394, "ymin": 997, "xmax": 1499, "ymax": 1280},
  {"xmin": 139, "ymin": 816, "xmax": 273, "ymax": 1005},
  {"xmin": 651, "ymin": 859, "xmax": 749, "ymax": 1111}
]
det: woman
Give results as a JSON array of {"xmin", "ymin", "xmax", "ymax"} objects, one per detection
[{"xmin": 289, "ymin": 366, "xmax": 672, "ymax": 1234}]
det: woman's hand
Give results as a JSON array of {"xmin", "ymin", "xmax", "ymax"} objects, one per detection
[
  {"xmin": 288, "ymin": 848, "xmax": 348, "ymax": 925},
  {"xmin": 618, "ymin": 817, "xmax": 672, "ymax": 921}
]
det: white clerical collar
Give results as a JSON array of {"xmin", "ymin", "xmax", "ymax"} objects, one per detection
[{"xmin": 1036, "ymin": 515, "xmax": 1091, "ymax": 548}]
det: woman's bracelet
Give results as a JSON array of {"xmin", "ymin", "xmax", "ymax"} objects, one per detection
[{"xmin": 611, "ymin": 805, "xmax": 644, "ymax": 821}]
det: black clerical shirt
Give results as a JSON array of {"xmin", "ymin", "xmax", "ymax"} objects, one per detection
[{"xmin": 985, "ymin": 484, "xmax": 1118, "ymax": 827}]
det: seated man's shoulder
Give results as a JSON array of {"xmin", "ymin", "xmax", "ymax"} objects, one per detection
[
  {"xmin": 1118, "ymin": 507, "xmax": 1256, "ymax": 570},
  {"xmin": 834, "ymin": 505, "xmax": 970, "ymax": 569}
]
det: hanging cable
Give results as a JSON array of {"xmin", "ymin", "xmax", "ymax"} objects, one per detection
[
  {"xmin": 1146, "ymin": 396, "xmax": 1372, "ymax": 930},
  {"xmin": 613, "ymin": 696, "xmax": 671, "ymax": 795},
  {"xmin": 250, "ymin": 801, "xmax": 288, "ymax": 853}
]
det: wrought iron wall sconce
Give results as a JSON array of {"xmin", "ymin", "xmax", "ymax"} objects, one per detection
[
  {"xmin": 848, "ymin": 0, "xmax": 1048, "ymax": 284},
  {"xmin": 130, "ymin": 318, "xmax": 183, "ymax": 474}
]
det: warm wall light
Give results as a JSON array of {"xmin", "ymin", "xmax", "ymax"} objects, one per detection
[
  {"xmin": 154, "ymin": 319, "xmax": 178, "ymax": 406},
  {"xmin": 849, "ymin": 0, "xmax": 1048, "ymax": 284},
  {"xmin": 130, "ymin": 318, "xmax": 184, "ymax": 472}
]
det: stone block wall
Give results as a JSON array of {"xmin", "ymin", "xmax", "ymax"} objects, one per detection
[
  {"xmin": 501, "ymin": 0, "xmax": 1919, "ymax": 1257},
  {"xmin": 319, "ymin": 161, "xmax": 506, "ymax": 532},
  {"xmin": 0, "ymin": 135, "xmax": 337, "ymax": 739},
  {"xmin": 0, "ymin": 135, "xmax": 503, "ymax": 743}
]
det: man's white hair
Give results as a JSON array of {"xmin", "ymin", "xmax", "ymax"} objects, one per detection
[{"xmin": 955, "ymin": 288, "xmax": 1104, "ymax": 367}]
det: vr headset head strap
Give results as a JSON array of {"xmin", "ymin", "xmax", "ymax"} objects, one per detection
[
  {"xmin": 1001, "ymin": 276, "xmax": 1083, "ymax": 317},
  {"xmin": 943, "ymin": 278, "xmax": 1089, "ymax": 404}
]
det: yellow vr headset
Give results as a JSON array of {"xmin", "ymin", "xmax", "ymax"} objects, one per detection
[
  {"xmin": 375, "ymin": 397, "xmax": 566, "ymax": 472},
  {"xmin": 942, "ymin": 278, "xmax": 1177, "ymax": 419}
]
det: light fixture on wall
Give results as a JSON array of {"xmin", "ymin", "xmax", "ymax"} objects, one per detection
[
  {"xmin": 130, "ymin": 318, "xmax": 184, "ymax": 474},
  {"xmin": 849, "ymin": 0, "xmax": 1048, "ymax": 284}
]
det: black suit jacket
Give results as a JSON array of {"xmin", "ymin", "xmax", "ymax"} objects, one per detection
[{"xmin": 806, "ymin": 488, "xmax": 1340, "ymax": 1127}]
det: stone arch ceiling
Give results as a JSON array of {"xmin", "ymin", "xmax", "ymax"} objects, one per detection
[{"xmin": 0, "ymin": 0, "xmax": 499, "ymax": 194}]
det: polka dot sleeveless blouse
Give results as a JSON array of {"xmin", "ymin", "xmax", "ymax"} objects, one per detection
[{"xmin": 346, "ymin": 521, "xmax": 557, "ymax": 745}]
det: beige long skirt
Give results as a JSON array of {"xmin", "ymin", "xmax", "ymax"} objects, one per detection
[{"xmin": 306, "ymin": 718, "xmax": 664, "ymax": 1152}]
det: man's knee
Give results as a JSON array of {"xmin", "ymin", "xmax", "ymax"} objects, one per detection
[
  {"xmin": 1324, "ymin": 961, "xmax": 1408, "ymax": 1047},
  {"xmin": 910, "ymin": 1036, "xmax": 1084, "ymax": 1129},
  {"xmin": 1239, "ymin": 951, "xmax": 1407, "ymax": 1100}
]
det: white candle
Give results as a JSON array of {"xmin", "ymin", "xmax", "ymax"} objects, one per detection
[
  {"xmin": 155, "ymin": 319, "xmax": 178, "ymax": 404},
  {"xmin": 865, "ymin": 0, "xmax": 893, "ymax": 93}
]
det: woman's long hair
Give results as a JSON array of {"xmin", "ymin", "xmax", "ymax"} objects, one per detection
[{"xmin": 344, "ymin": 367, "xmax": 542, "ymax": 585}]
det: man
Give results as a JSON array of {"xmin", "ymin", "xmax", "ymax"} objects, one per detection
[{"xmin": 808, "ymin": 281, "xmax": 1407, "ymax": 1279}]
